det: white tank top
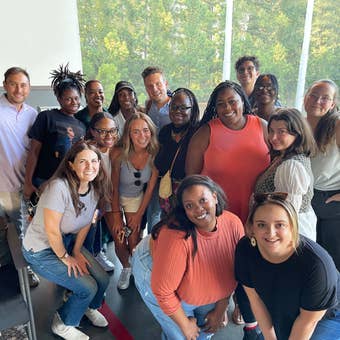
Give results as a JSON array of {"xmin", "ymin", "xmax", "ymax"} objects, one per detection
[{"xmin": 311, "ymin": 138, "xmax": 340, "ymax": 191}]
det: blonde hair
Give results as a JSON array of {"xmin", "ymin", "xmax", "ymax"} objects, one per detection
[{"xmin": 119, "ymin": 112, "xmax": 159, "ymax": 161}]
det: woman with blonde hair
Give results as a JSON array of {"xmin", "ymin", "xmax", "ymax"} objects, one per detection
[{"xmin": 110, "ymin": 112, "xmax": 159, "ymax": 289}]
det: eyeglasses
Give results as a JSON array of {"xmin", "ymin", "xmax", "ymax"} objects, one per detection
[
  {"xmin": 170, "ymin": 104, "xmax": 192, "ymax": 112},
  {"xmin": 134, "ymin": 170, "xmax": 141, "ymax": 186},
  {"xmin": 237, "ymin": 66, "xmax": 255, "ymax": 74},
  {"xmin": 254, "ymin": 192, "xmax": 288, "ymax": 204},
  {"xmin": 308, "ymin": 93, "xmax": 333, "ymax": 105},
  {"xmin": 93, "ymin": 128, "xmax": 118, "ymax": 137},
  {"xmin": 256, "ymin": 85, "xmax": 274, "ymax": 92}
]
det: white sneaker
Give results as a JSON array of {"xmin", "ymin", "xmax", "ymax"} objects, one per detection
[
  {"xmin": 117, "ymin": 267, "xmax": 132, "ymax": 289},
  {"xmin": 95, "ymin": 251, "xmax": 115, "ymax": 272},
  {"xmin": 85, "ymin": 308, "xmax": 108, "ymax": 327},
  {"xmin": 51, "ymin": 312, "xmax": 89, "ymax": 340}
]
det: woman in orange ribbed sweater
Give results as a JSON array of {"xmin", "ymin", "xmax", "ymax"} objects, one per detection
[{"xmin": 131, "ymin": 175, "xmax": 244, "ymax": 339}]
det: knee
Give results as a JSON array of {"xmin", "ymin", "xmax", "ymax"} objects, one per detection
[{"xmin": 77, "ymin": 277, "xmax": 98, "ymax": 301}]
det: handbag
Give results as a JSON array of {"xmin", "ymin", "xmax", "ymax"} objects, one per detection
[{"xmin": 159, "ymin": 146, "xmax": 181, "ymax": 199}]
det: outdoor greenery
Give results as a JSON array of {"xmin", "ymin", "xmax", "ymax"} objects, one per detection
[{"xmin": 77, "ymin": 0, "xmax": 339, "ymax": 107}]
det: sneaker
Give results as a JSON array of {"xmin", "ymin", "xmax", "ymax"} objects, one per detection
[
  {"xmin": 95, "ymin": 251, "xmax": 115, "ymax": 272},
  {"xmin": 117, "ymin": 267, "xmax": 132, "ymax": 290},
  {"xmin": 243, "ymin": 325, "xmax": 264, "ymax": 340},
  {"xmin": 51, "ymin": 312, "xmax": 89, "ymax": 340},
  {"xmin": 85, "ymin": 308, "xmax": 108, "ymax": 327},
  {"xmin": 27, "ymin": 267, "xmax": 40, "ymax": 288}
]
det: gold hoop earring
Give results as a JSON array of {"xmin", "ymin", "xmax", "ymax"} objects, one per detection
[{"xmin": 250, "ymin": 237, "xmax": 257, "ymax": 247}]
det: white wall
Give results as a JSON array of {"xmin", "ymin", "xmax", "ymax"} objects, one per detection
[{"xmin": 0, "ymin": 0, "xmax": 82, "ymax": 86}]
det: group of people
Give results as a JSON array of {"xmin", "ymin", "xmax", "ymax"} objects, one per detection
[{"xmin": 0, "ymin": 56, "xmax": 339, "ymax": 340}]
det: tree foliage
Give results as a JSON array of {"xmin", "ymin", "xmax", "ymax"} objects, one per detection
[{"xmin": 77, "ymin": 0, "xmax": 339, "ymax": 106}]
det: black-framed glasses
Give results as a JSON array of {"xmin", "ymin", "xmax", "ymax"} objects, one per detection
[
  {"xmin": 134, "ymin": 170, "xmax": 141, "ymax": 186},
  {"xmin": 170, "ymin": 104, "xmax": 192, "ymax": 113},
  {"xmin": 93, "ymin": 127, "xmax": 119, "ymax": 137},
  {"xmin": 254, "ymin": 192, "xmax": 288, "ymax": 204}
]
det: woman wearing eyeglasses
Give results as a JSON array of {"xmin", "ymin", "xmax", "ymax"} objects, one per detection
[
  {"xmin": 304, "ymin": 79, "xmax": 340, "ymax": 271},
  {"xmin": 252, "ymin": 74, "xmax": 281, "ymax": 121},
  {"xmin": 255, "ymin": 108, "xmax": 317, "ymax": 241},
  {"xmin": 110, "ymin": 112, "xmax": 159, "ymax": 289},
  {"xmin": 82, "ymin": 112, "xmax": 120, "ymax": 271},
  {"xmin": 235, "ymin": 192, "xmax": 340, "ymax": 340},
  {"xmin": 154, "ymin": 88, "xmax": 200, "ymax": 218}
]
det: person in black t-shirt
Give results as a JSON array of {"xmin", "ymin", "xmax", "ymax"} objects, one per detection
[
  {"xmin": 23, "ymin": 64, "xmax": 86, "ymax": 200},
  {"xmin": 235, "ymin": 192, "xmax": 340, "ymax": 340}
]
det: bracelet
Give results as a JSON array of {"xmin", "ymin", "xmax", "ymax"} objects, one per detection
[{"xmin": 58, "ymin": 251, "xmax": 67, "ymax": 259}]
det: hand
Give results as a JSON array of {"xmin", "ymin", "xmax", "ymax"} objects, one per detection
[
  {"xmin": 126, "ymin": 212, "xmax": 142, "ymax": 232},
  {"xmin": 23, "ymin": 182, "xmax": 38, "ymax": 200},
  {"xmin": 202, "ymin": 308, "xmax": 228, "ymax": 333},
  {"xmin": 73, "ymin": 251, "xmax": 90, "ymax": 275},
  {"xmin": 61, "ymin": 253, "xmax": 88, "ymax": 278},
  {"xmin": 325, "ymin": 194, "xmax": 340, "ymax": 204},
  {"xmin": 112, "ymin": 213, "xmax": 124, "ymax": 234},
  {"xmin": 182, "ymin": 317, "xmax": 200, "ymax": 340}
]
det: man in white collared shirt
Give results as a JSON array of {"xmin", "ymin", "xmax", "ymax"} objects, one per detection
[{"xmin": 0, "ymin": 67, "xmax": 39, "ymax": 286}]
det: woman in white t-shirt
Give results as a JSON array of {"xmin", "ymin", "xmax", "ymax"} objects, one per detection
[{"xmin": 23, "ymin": 140, "xmax": 111, "ymax": 340}]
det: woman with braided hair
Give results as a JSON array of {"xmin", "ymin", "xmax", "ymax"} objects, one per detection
[{"xmin": 24, "ymin": 64, "xmax": 86, "ymax": 200}]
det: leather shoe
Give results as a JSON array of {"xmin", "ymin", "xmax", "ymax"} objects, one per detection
[{"xmin": 27, "ymin": 267, "xmax": 40, "ymax": 288}]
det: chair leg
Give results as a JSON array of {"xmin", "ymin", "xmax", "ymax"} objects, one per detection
[{"xmin": 19, "ymin": 268, "xmax": 37, "ymax": 340}]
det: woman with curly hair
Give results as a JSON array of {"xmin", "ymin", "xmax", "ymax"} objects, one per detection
[
  {"xmin": 23, "ymin": 140, "xmax": 111, "ymax": 340},
  {"xmin": 24, "ymin": 64, "xmax": 86, "ymax": 199},
  {"xmin": 110, "ymin": 112, "xmax": 159, "ymax": 289}
]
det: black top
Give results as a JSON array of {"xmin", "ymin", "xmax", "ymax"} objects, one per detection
[
  {"xmin": 154, "ymin": 123, "xmax": 197, "ymax": 180},
  {"xmin": 235, "ymin": 235, "xmax": 340, "ymax": 340},
  {"xmin": 29, "ymin": 109, "xmax": 85, "ymax": 180}
]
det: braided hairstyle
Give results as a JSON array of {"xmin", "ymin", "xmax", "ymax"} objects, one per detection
[
  {"xmin": 200, "ymin": 80, "xmax": 252, "ymax": 127},
  {"xmin": 50, "ymin": 63, "xmax": 85, "ymax": 98}
]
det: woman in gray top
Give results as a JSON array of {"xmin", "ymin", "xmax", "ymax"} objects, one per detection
[{"xmin": 23, "ymin": 140, "xmax": 111, "ymax": 340}]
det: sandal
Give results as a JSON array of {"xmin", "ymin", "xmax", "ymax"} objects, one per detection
[{"xmin": 232, "ymin": 304, "xmax": 245, "ymax": 325}]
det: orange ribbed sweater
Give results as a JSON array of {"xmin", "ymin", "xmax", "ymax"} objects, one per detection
[{"xmin": 151, "ymin": 210, "xmax": 244, "ymax": 315}]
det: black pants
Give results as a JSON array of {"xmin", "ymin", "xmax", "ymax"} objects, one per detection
[{"xmin": 312, "ymin": 189, "xmax": 340, "ymax": 271}]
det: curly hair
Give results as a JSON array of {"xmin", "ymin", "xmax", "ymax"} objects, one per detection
[
  {"xmin": 152, "ymin": 175, "xmax": 227, "ymax": 258},
  {"xmin": 200, "ymin": 81, "xmax": 252, "ymax": 127},
  {"xmin": 50, "ymin": 63, "xmax": 85, "ymax": 98},
  {"xmin": 48, "ymin": 140, "xmax": 111, "ymax": 216},
  {"xmin": 235, "ymin": 56, "xmax": 260, "ymax": 72}
]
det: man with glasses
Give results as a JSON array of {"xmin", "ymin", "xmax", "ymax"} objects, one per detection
[
  {"xmin": 0, "ymin": 66, "xmax": 39, "ymax": 287},
  {"xmin": 235, "ymin": 55, "xmax": 260, "ymax": 104}
]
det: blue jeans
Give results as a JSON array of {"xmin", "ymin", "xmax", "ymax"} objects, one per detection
[
  {"xmin": 22, "ymin": 234, "xmax": 109, "ymax": 326},
  {"xmin": 131, "ymin": 236, "xmax": 215, "ymax": 340},
  {"xmin": 310, "ymin": 308, "xmax": 340, "ymax": 339},
  {"xmin": 147, "ymin": 180, "xmax": 162, "ymax": 233}
]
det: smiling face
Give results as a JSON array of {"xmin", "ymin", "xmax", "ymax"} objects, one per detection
[
  {"xmin": 3, "ymin": 72, "xmax": 30, "ymax": 109},
  {"xmin": 69, "ymin": 149, "xmax": 100, "ymax": 186},
  {"xmin": 58, "ymin": 88, "xmax": 81, "ymax": 115},
  {"xmin": 254, "ymin": 76, "xmax": 277, "ymax": 105},
  {"xmin": 144, "ymin": 72, "xmax": 168, "ymax": 104},
  {"xmin": 118, "ymin": 88, "xmax": 136, "ymax": 111},
  {"xmin": 91, "ymin": 118, "xmax": 118, "ymax": 150},
  {"xmin": 182, "ymin": 185, "xmax": 217, "ymax": 232},
  {"xmin": 85, "ymin": 81, "xmax": 104, "ymax": 109},
  {"xmin": 215, "ymin": 87, "xmax": 245, "ymax": 130},
  {"xmin": 251, "ymin": 203, "xmax": 295, "ymax": 263},
  {"xmin": 129, "ymin": 118, "xmax": 151, "ymax": 150},
  {"xmin": 236, "ymin": 60, "xmax": 259, "ymax": 89},
  {"xmin": 268, "ymin": 120, "xmax": 296, "ymax": 153},
  {"xmin": 304, "ymin": 82, "xmax": 336, "ymax": 118},
  {"xmin": 169, "ymin": 92, "xmax": 192, "ymax": 127}
]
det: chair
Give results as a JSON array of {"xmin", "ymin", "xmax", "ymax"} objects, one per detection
[{"xmin": 0, "ymin": 222, "xmax": 37, "ymax": 340}]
